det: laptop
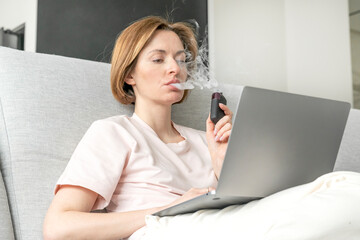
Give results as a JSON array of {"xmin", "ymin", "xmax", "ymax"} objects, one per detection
[{"xmin": 153, "ymin": 86, "xmax": 351, "ymax": 217}]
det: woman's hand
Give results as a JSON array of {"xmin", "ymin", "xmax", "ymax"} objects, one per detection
[
  {"xmin": 164, "ymin": 187, "xmax": 216, "ymax": 209},
  {"xmin": 206, "ymin": 103, "xmax": 233, "ymax": 179}
]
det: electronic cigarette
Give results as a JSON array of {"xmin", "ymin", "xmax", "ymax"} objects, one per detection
[{"xmin": 210, "ymin": 92, "xmax": 227, "ymax": 124}]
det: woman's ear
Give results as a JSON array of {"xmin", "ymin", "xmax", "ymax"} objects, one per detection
[{"xmin": 125, "ymin": 74, "xmax": 135, "ymax": 86}]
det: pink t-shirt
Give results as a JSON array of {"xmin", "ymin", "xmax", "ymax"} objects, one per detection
[{"xmin": 55, "ymin": 113, "xmax": 217, "ymax": 212}]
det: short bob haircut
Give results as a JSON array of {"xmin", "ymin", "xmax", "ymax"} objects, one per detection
[{"xmin": 110, "ymin": 16, "xmax": 198, "ymax": 105}]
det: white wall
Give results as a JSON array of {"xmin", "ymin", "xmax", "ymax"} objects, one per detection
[
  {"xmin": 209, "ymin": 0, "xmax": 287, "ymax": 92},
  {"xmin": 0, "ymin": 0, "xmax": 38, "ymax": 52},
  {"xmin": 285, "ymin": 0, "xmax": 353, "ymax": 103},
  {"xmin": 209, "ymin": 0, "xmax": 353, "ymax": 104}
]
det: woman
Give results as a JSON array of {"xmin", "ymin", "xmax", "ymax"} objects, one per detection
[{"xmin": 43, "ymin": 16, "xmax": 233, "ymax": 240}]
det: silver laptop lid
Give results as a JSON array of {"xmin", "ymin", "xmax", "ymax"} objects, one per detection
[{"xmin": 217, "ymin": 86, "xmax": 350, "ymax": 198}]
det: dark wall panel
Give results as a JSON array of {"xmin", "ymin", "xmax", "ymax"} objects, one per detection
[{"xmin": 37, "ymin": 0, "xmax": 207, "ymax": 62}]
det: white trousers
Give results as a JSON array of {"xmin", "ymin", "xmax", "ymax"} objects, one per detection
[{"xmin": 140, "ymin": 171, "xmax": 360, "ymax": 240}]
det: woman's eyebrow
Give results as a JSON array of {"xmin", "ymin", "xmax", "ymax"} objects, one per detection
[
  {"xmin": 147, "ymin": 49, "xmax": 166, "ymax": 55},
  {"xmin": 147, "ymin": 49, "xmax": 185, "ymax": 56}
]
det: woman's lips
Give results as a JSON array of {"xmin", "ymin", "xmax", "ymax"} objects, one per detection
[{"xmin": 166, "ymin": 79, "xmax": 180, "ymax": 85}]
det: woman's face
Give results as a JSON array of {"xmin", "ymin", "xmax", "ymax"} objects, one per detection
[{"xmin": 127, "ymin": 30, "xmax": 188, "ymax": 106}]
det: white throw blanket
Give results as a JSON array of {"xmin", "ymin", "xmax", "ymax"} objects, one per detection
[{"xmin": 136, "ymin": 171, "xmax": 360, "ymax": 240}]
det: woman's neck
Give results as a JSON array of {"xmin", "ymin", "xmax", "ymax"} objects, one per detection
[{"xmin": 134, "ymin": 100, "xmax": 183, "ymax": 143}]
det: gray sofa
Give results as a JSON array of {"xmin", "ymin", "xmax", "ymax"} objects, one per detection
[{"xmin": 0, "ymin": 46, "xmax": 359, "ymax": 239}]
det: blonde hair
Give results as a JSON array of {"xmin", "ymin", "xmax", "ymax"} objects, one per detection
[{"xmin": 110, "ymin": 16, "xmax": 198, "ymax": 104}]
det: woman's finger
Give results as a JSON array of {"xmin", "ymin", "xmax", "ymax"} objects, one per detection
[
  {"xmin": 217, "ymin": 130, "xmax": 231, "ymax": 142},
  {"xmin": 215, "ymin": 124, "xmax": 232, "ymax": 142},
  {"xmin": 216, "ymin": 122, "xmax": 232, "ymax": 137},
  {"xmin": 219, "ymin": 103, "xmax": 233, "ymax": 118},
  {"xmin": 214, "ymin": 115, "xmax": 231, "ymax": 134}
]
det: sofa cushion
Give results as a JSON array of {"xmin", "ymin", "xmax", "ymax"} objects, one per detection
[{"xmin": 0, "ymin": 169, "xmax": 15, "ymax": 240}]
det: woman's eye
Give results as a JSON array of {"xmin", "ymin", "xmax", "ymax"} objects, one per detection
[{"xmin": 152, "ymin": 59, "xmax": 163, "ymax": 63}]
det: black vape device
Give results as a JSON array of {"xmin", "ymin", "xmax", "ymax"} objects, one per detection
[{"xmin": 210, "ymin": 92, "xmax": 227, "ymax": 124}]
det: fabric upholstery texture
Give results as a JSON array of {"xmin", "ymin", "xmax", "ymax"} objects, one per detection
[
  {"xmin": 0, "ymin": 170, "xmax": 15, "ymax": 240},
  {"xmin": 0, "ymin": 87, "xmax": 15, "ymax": 240},
  {"xmin": 0, "ymin": 46, "xmax": 359, "ymax": 239}
]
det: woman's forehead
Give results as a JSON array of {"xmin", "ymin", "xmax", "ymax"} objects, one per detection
[{"xmin": 143, "ymin": 30, "xmax": 184, "ymax": 52}]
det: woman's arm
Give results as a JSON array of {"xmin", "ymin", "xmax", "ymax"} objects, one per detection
[
  {"xmin": 43, "ymin": 185, "xmax": 157, "ymax": 240},
  {"xmin": 43, "ymin": 185, "xmax": 209, "ymax": 240},
  {"xmin": 206, "ymin": 103, "xmax": 233, "ymax": 179}
]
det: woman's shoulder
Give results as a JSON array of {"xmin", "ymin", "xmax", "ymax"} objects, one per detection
[
  {"xmin": 92, "ymin": 114, "xmax": 133, "ymax": 127},
  {"xmin": 84, "ymin": 115, "xmax": 136, "ymax": 136},
  {"xmin": 81, "ymin": 115, "xmax": 137, "ymax": 145}
]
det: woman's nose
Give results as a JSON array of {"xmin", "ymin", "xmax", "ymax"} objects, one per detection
[{"xmin": 168, "ymin": 58, "xmax": 181, "ymax": 75}]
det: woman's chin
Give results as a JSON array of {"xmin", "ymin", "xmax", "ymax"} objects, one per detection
[{"xmin": 168, "ymin": 95, "xmax": 184, "ymax": 105}]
